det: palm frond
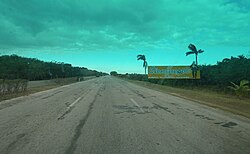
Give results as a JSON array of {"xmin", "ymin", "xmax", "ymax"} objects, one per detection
[
  {"xmin": 188, "ymin": 44, "xmax": 197, "ymax": 52},
  {"xmin": 230, "ymin": 82, "xmax": 239, "ymax": 89},
  {"xmin": 198, "ymin": 49, "xmax": 204, "ymax": 53},
  {"xmin": 228, "ymin": 86, "xmax": 237, "ymax": 91},
  {"xmin": 137, "ymin": 57, "xmax": 145, "ymax": 60},
  {"xmin": 240, "ymin": 80, "xmax": 249, "ymax": 87},
  {"xmin": 229, "ymin": 80, "xmax": 250, "ymax": 97},
  {"xmin": 137, "ymin": 54, "xmax": 143, "ymax": 58},
  {"xmin": 186, "ymin": 51, "xmax": 195, "ymax": 56},
  {"xmin": 137, "ymin": 55, "xmax": 145, "ymax": 60}
]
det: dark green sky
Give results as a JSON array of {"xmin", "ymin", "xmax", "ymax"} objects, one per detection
[{"xmin": 0, "ymin": 0, "xmax": 249, "ymax": 73}]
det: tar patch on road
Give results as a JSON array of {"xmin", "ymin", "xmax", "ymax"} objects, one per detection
[
  {"xmin": 128, "ymin": 88, "xmax": 156, "ymax": 99},
  {"xmin": 170, "ymin": 103, "xmax": 178, "ymax": 106},
  {"xmin": 221, "ymin": 122, "xmax": 238, "ymax": 128},
  {"xmin": 214, "ymin": 121, "xmax": 238, "ymax": 128},
  {"xmin": 113, "ymin": 105, "xmax": 146, "ymax": 114},
  {"xmin": 134, "ymin": 90, "xmax": 146, "ymax": 98},
  {"xmin": 194, "ymin": 114, "xmax": 214, "ymax": 121},
  {"xmin": 113, "ymin": 103, "xmax": 174, "ymax": 115}
]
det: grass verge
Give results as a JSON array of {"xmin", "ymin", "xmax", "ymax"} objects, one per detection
[{"xmin": 125, "ymin": 79, "xmax": 250, "ymax": 118}]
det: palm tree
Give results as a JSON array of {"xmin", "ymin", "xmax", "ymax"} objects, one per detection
[
  {"xmin": 137, "ymin": 54, "xmax": 148, "ymax": 74},
  {"xmin": 186, "ymin": 44, "xmax": 204, "ymax": 65}
]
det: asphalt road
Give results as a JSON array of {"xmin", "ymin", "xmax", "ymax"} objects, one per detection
[{"xmin": 0, "ymin": 76, "xmax": 249, "ymax": 154}]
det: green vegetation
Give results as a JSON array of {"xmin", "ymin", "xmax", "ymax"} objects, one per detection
[
  {"xmin": 0, "ymin": 54, "xmax": 108, "ymax": 80},
  {"xmin": 119, "ymin": 55, "xmax": 250, "ymax": 97},
  {"xmin": 0, "ymin": 55, "xmax": 108, "ymax": 100},
  {"xmin": 110, "ymin": 71, "xmax": 118, "ymax": 76},
  {"xmin": 137, "ymin": 54, "xmax": 148, "ymax": 74},
  {"xmin": 228, "ymin": 80, "xmax": 250, "ymax": 98}
]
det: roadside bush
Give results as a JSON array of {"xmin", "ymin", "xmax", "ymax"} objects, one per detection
[
  {"xmin": 228, "ymin": 80, "xmax": 250, "ymax": 98},
  {"xmin": 0, "ymin": 79, "xmax": 28, "ymax": 95},
  {"xmin": 20, "ymin": 80, "xmax": 28, "ymax": 92},
  {"xmin": 53, "ymin": 77, "xmax": 77, "ymax": 85},
  {"xmin": 77, "ymin": 76, "xmax": 85, "ymax": 81},
  {"xmin": 0, "ymin": 79, "xmax": 4, "ymax": 94},
  {"xmin": 125, "ymin": 74, "xmax": 148, "ymax": 81}
]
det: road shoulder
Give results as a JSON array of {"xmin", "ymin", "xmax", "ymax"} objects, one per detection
[{"xmin": 122, "ymin": 78, "xmax": 250, "ymax": 118}]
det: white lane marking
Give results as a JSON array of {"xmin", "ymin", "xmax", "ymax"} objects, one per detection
[
  {"xmin": 69, "ymin": 96, "xmax": 82, "ymax": 108},
  {"xmin": 68, "ymin": 86, "xmax": 94, "ymax": 108},
  {"xmin": 130, "ymin": 98, "xmax": 144, "ymax": 113}
]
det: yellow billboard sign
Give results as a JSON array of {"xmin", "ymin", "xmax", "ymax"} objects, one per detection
[{"xmin": 148, "ymin": 66, "xmax": 200, "ymax": 79}]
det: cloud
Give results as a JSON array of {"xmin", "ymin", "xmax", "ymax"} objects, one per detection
[{"xmin": 0, "ymin": 0, "xmax": 249, "ymax": 52}]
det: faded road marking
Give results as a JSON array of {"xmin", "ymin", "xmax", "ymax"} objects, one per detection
[
  {"xmin": 69, "ymin": 97, "xmax": 82, "ymax": 108},
  {"xmin": 69, "ymin": 89, "xmax": 92, "ymax": 108},
  {"xmin": 130, "ymin": 98, "xmax": 144, "ymax": 113},
  {"xmin": 58, "ymin": 95, "xmax": 84, "ymax": 120}
]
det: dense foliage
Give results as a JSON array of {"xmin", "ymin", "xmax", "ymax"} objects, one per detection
[
  {"xmin": 120, "ymin": 55, "xmax": 250, "ymax": 95},
  {"xmin": 200, "ymin": 55, "xmax": 250, "ymax": 85},
  {"xmin": 0, "ymin": 55, "xmax": 108, "ymax": 80},
  {"xmin": 110, "ymin": 71, "xmax": 118, "ymax": 76}
]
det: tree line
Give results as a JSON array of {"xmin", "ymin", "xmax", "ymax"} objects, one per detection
[
  {"xmin": 131, "ymin": 44, "xmax": 249, "ymax": 97},
  {"xmin": 118, "ymin": 55, "xmax": 250, "ymax": 96},
  {"xmin": 0, "ymin": 54, "xmax": 108, "ymax": 80}
]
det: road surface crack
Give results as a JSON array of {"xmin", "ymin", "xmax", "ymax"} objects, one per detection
[
  {"xmin": 122, "ymin": 84, "xmax": 156, "ymax": 99},
  {"xmin": 64, "ymin": 85, "xmax": 104, "ymax": 154},
  {"xmin": 41, "ymin": 91, "xmax": 63, "ymax": 99},
  {"xmin": 152, "ymin": 103, "xmax": 174, "ymax": 115}
]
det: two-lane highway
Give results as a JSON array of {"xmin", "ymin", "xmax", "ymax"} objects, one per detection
[{"xmin": 0, "ymin": 76, "xmax": 249, "ymax": 154}]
